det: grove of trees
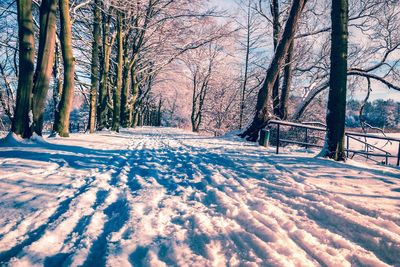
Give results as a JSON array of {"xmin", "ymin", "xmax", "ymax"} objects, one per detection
[{"xmin": 1, "ymin": 0, "xmax": 400, "ymax": 161}]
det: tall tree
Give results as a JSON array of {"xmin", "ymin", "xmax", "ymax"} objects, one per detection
[
  {"xmin": 239, "ymin": 0, "xmax": 251, "ymax": 129},
  {"xmin": 111, "ymin": 11, "xmax": 123, "ymax": 132},
  {"xmin": 130, "ymin": 71, "xmax": 140, "ymax": 127},
  {"xmin": 12, "ymin": 0, "xmax": 35, "ymax": 138},
  {"xmin": 319, "ymin": 0, "xmax": 349, "ymax": 160},
  {"xmin": 240, "ymin": 0, "xmax": 307, "ymax": 141},
  {"xmin": 278, "ymin": 40, "xmax": 294, "ymax": 120},
  {"xmin": 31, "ymin": 0, "xmax": 58, "ymax": 136},
  {"xmin": 88, "ymin": 0, "xmax": 101, "ymax": 133},
  {"xmin": 53, "ymin": 0, "xmax": 75, "ymax": 137},
  {"xmin": 121, "ymin": 0, "xmax": 154, "ymax": 128},
  {"xmin": 120, "ymin": 35, "xmax": 131, "ymax": 128},
  {"xmin": 97, "ymin": 7, "xmax": 115, "ymax": 130},
  {"xmin": 271, "ymin": 0, "xmax": 281, "ymax": 118}
]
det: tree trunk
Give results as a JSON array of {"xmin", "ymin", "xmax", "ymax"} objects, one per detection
[
  {"xmin": 191, "ymin": 78, "xmax": 197, "ymax": 132},
  {"xmin": 120, "ymin": 70, "xmax": 130, "ymax": 128},
  {"xmin": 97, "ymin": 8, "xmax": 113, "ymax": 130},
  {"xmin": 53, "ymin": 38, "xmax": 63, "ymax": 119},
  {"xmin": 320, "ymin": 0, "xmax": 349, "ymax": 161},
  {"xmin": 0, "ymin": 67, "xmax": 13, "ymax": 120},
  {"xmin": 279, "ymin": 40, "xmax": 294, "ymax": 120},
  {"xmin": 138, "ymin": 107, "xmax": 143, "ymax": 126},
  {"xmin": 157, "ymin": 97, "xmax": 162, "ymax": 126},
  {"xmin": 53, "ymin": 0, "xmax": 75, "ymax": 137},
  {"xmin": 130, "ymin": 70, "xmax": 139, "ymax": 127},
  {"xmin": 0, "ymin": 63, "xmax": 15, "ymax": 121},
  {"xmin": 12, "ymin": 0, "xmax": 35, "ymax": 138},
  {"xmin": 132, "ymin": 105, "xmax": 140, "ymax": 127},
  {"xmin": 240, "ymin": 0, "xmax": 307, "ymax": 141},
  {"xmin": 239, "ymin": 0, "xmax": 251, "ymax": 129},
  {"xmin": 111, "ymin": 12, "xmax": 123, "ymax": 132},
  {"xmin": 271, "ymin": 0, "xmax": 281, "ymax": 118},
  {"xmin": 120, "ymin": 45, "xmax": 132, "ymax": 128},
  {"xmin": 88, "ymin": 0, "xmax": 101, "ymax": 133},
  {"xmin": 31, "ymin": 0, "xmax": 58, "ymax": 136}
]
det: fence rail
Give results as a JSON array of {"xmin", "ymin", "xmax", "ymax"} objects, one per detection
[{"xmin": 264, "ymin": 120, "xmax": 400, "ymax": 166}]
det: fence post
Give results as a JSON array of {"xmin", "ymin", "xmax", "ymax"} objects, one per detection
[
  {"xmin": 346, "ymin": 135, "xmax": 349, "ymax": 158},
  {"xmin": 397, "ymin": 142, "xmax": 400, "ymax": 166},
  {"xmin": 259, "ymin": 129, "xmax": 270, "ymax": 147},
  {"xmin": 305, "ymin": 128, "xmax": 308, "ymax": 150},
  {"xmin": 276, "ymin": 124, "xmax": 280, "ymax": 154}
]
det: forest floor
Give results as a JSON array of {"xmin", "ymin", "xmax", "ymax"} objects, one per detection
[{"xmin": 0, "ymin": 127, "xmax": 399, "ymax": 267}]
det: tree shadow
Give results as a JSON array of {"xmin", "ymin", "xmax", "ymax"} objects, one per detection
[{"xmin": 1, "ymin": 130, "xmax": 399, "ymax": 266}]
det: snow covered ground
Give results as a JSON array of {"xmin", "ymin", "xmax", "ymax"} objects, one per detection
[{"xmin": 0, "ymin": 127, "xmax": 399, "ymax": 267}]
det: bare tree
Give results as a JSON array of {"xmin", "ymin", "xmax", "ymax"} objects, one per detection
[
  {"xmin": 183, "ymin": 43, "xmax": 220, "ymax": 132},
  {"xmin": 319, "ymin": 0, "xmax": 349, "ymax": 161},
  {"xmin": 240, "ymin": 0, "xmax": 308, "ymax": 141},
  {"xmin": 31, "ymin": 0, "xmax": 58, "ymax": 136},
  {"xmin": 111, "ymin": 11, "xmax": 123, "ymax": 132},
  {"xmin": 88, "ymin": 0, "xmax": 101, "ymax": 133},
  {"xmin": 12, "ymin": 0, "xmax": 35, "ymax": 138},
  {"xmin": 53, "ymin": 0, "xmax": 75, "ymax": 137}
]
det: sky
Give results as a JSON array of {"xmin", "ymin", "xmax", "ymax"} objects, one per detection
[{"xmin": 363, "ymin": 85, "xmax": 400, "ymax": 102}]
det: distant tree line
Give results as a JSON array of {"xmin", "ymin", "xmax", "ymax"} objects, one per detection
[{"xmin": 346, "ymin": 99, "xmax": 400, "ymax": 129}]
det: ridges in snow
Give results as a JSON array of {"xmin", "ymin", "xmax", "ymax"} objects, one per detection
[{"xmin": 0, "ymin": 127, "xmax": 399, "ymax": 266}]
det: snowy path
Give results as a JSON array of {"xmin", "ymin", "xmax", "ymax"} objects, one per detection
[{"xmin": 0, "ymin": 127, "xmax": 399, "ymax": 267}]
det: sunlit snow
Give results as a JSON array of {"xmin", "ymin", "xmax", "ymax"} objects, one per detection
[{"xmin": 0, "ymin": 127, "xmax": 399, "ymax": 266}]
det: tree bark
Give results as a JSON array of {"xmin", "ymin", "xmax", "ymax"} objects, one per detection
[
  {"xmin": 53, "ymin": 0, "xmax": 75, "ymax": 137},
  {"xmin": 279, "ymin": 40, "xmax": 294, "ymax": 120},
  {"xmin": 129, "ymin": 67, "xmax": 140, "ymax": 127},
  {"xmin": 53, "ymin": 38, "xmax": 63, "ymax": 118},
  {"xmin": 0, "ymin": 63, "xmax": 15, "ymax": 121},
  {"xmin": 111, "ymin": 12, "xmax": 123, "ymax": 132},
  {"xmin": 88, "ymin": 0, "xmax": 101, "ymax": 133},
  {"xmin": 120, "ymin": 71, "xmax": 131, "ymax": 128},
  {"xmin": 97, "ymin": 8, "xmax": 113, "ymax": 130},
  {"xmin": 191, "ymin": 74, "xmax": 198, "ymax": 132},
  {"xmin": 12, "ymin": 0, "xmax": 35, "ymax": 138},
  {"xmin": 31, "ymin": 0, "xmax": 58, "ymax": 136},
  {"xmin": 240, "ymin": 0, "xmax": 307, "ymax": 141},
  {"xmin": 120, "ymin": 42, "xmax": 132, "ymax": 128},
  {"xmin": 271, "ymin": 0, "xmax": 281, "ymax": 118},
  {"xmin": 239, "ymin": 0, "xmax": 251, "ymax": 129},
  {"xmin": 138, "ymin": 107, "xmax": 143, "ymax": 126},
  {"xmin": 157, "ymin": 97, "xmax": 162, "ymax": 126},
  {"xmin": 132, "ymin": 105, "xmax": 140, "ymax": 127},
  {"xmin": 320, "ymin": 0, "xmax": 349, "ymax": 161}
]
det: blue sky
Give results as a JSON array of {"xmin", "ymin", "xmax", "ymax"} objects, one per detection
[{"xmin": 358, "ymin": 85, "xmax": 400, "ymax": 102}]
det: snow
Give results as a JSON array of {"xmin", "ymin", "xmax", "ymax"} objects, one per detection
[
  {"xmin": 0, "ymin": 127, "xmax": 399, "ymax": 266},
  {"xmin": 346, "ymin": 132, "xmax": 400, "ymax": 165}
]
